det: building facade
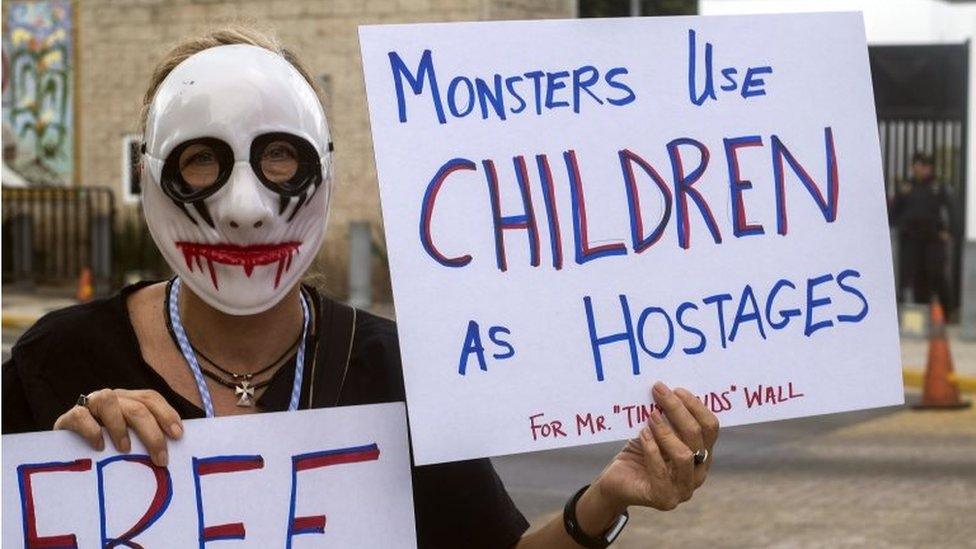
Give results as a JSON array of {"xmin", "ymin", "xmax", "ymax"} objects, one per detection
[{"xmin": 3, "ymin": 0, "xmax": 576, "ymax": 299}]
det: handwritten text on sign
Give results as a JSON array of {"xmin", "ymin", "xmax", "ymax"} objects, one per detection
[
  {"xmin": 1, "ymin": 403, "xmax": 416, "ymax": 548},
  {"xmin": 359, "ymin": 13, "xmax": 903, "ymax": 465}
]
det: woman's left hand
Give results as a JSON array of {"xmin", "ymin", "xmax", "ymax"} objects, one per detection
[{"xmin": 591, "ymin": 382, "xmax": 719, "ymax": 513}]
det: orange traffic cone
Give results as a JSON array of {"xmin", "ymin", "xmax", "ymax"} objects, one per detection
[
  {"xmin": 76, "ymin": 267, "xmax": 94, "ymax": 302},
  {"xmin": 913, "ymin": 301, "xmax": 970, "ymax": 409}
]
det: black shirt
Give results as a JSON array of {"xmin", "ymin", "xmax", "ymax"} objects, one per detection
[
  {"xmin": 2, "ymin": 281, "xmax": 529, "ymax": 548},
  {"xmin": 890, "ymin": 177, "xmax": 951, "ymax": 241}
]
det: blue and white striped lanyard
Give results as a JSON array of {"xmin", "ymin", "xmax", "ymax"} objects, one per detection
[{"xmin": 167, "ymin": 277, "xmax": 310, "ymax": 417}]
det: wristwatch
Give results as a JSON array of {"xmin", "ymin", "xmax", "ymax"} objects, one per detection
[{"xmin": 563, "ymin": 484, "xmax": 629, "ymax": 548}]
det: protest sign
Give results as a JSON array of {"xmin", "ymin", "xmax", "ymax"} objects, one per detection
[
  {"xmin": 359, "ymin": 12, "xmax": 903, "ymax": 465},
  {"xmin": 2, "ymin": 403, "xmax": 416, "ymax": 548}
]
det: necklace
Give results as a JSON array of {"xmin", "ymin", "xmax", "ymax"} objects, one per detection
[
  {"xmin": 164, "ymin": 277, "xmax": 311, "ymax": 416},
  {"xmin": 181, "ymin": 329, "xmax": 301, "ymax": 382},
  {"xmin": 164, "ymin": 294, "xmax": 301, "ymax": 405},
  {"xmin": 197, "ymin": 367, "xmax": 272, "ymax": 406}
]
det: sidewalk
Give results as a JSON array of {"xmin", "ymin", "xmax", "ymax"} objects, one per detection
[
  {"xmin": 901, "ymin": 326, "xmax": 976, "ymax": 391},
  {"xmin": 3, "ymin": 289, "xmax": 975, "ymax": 391},
  {"xmin": 1, "ymin": 288, "xmax": 78, "ymax": 331}
]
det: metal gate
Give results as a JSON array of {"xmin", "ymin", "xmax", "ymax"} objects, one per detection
[
  {"xmin": 878, "ymin": 119, "xmax": 966, "ymax": 195},
  {"xmin": 2, "ymin": 186, "xmax": 115, "ymax": 290}
]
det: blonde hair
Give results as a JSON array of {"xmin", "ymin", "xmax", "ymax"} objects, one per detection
[{"xmin": 139, "ymin": 25, "xmax": 325, "ymax": 134}]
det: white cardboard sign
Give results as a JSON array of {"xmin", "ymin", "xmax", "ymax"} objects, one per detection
[
  {"xmin": 2, "ymin": 403, "xmax": 416, "ymax": 548},
  {"xmin": 359, "ymin": 12, "xmax": 903, "ymax": 465}
]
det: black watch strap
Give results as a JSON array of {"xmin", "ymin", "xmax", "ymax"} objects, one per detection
[{"xmin": 563, "ymin": 485, "xmax": 629, "ymax": 548}]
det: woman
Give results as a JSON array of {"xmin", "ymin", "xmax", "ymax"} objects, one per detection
[{"xmin": 2, "ymin": 26, "xmax": 719, "ymax": 548}]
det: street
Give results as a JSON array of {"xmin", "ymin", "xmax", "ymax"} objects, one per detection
[{"xmin": 495, "ymin": 400, "xmax": 976, "ymax": 547}]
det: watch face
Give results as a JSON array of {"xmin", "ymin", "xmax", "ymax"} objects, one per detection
[{"xmin": 604, "ymin": 513, "xmax": 629, "ymax": 543}]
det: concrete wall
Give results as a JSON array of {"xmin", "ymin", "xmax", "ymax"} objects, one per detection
[{"xmin": 64, "ymin": 0, "xmax": 573, "ymax": 299}]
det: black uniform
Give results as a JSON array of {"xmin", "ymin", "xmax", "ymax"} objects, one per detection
[{"xmin": 890, "ymin": 177, "xmax": 952, "ymax": 308}]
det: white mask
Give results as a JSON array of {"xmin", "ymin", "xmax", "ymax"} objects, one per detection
[{"xmin": 142, "ymin": 45, "xmax": 332, "ymax": 315}]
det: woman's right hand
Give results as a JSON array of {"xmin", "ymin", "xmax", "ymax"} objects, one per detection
[{"xmin": 53, "ymin": 389, "xmax": 183, "ymax": 467}]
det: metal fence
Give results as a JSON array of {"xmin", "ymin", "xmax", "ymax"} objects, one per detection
[
  {"xmin": 2, "ymin": 186, "xmax": 115, "ymax": 290},
  {"xmin": 878, "ymin": 119, "xmax": 966, "ymax": 195}
]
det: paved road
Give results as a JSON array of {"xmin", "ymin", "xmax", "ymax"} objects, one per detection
[
  {"xmin": 494, "ymin": 399, "xmax": 976, "ymax": 547},
  {"xmin": 494, "ymin": 407, "xmax": 895, "ymax": 516}
]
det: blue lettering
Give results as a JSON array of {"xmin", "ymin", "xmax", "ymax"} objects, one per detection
[
  {"xmin": 637, "ymin": 306, "xmax": 675, "ymax": 359},
  {"xmin": 729, "ymin": 284, "xmax": 768, "ymax": 342},
  {"xmin": 741, "ymin": 66, "xmax": 773, "ymax": 98},
  {"xmin": 766, "ymin": 279, "xmax": 802, "ymax": 329},
  {"xmin": 676, "ymin": 301, "xmax": 706, "ymax": 355},
  {"xmin": 836, "ymin": 269, "xmax": 869, "ymax": 323},
  {"xmin": 388, "ymin": 49, "xmax": 446, "ymax": 124},
  {"xmin": 687, "ymin": 29, "xmax": 716, "ymax": 106},
  {"xmin": 572, "ymin": 65, "xmax": 603, "ymax": 113},
  {"xmin": 720, "ymin": 67, "xmax": 738, "ymax": 91},
  {"xmin": 804, "ymin": 274, "xmax": 835, "ymax": 336},
  {"xmin": 475, "ymin": 75, "xmax": 507, "ymax": 120},
  {"xmin": 505, "ymin": 75, "xmax": 527, "ymax": 114},
  {"xmin": 447, "ymin": 76, "xmax": 475, "ymax": 117},
  {"xmin": 545, "ymin": 71, "xmax": 570, "ymax": 109},
  {"xmin": 584, "ymin": 295, "xmax": 640, "ymax": 382},
  {"xmin": 605, "ymin": 67, "xmax": 636, "ymax": 106},
  {"xmin": 702, "ymin": 293, "xmax": 733, "ymax": 348},
  {"xmin": 489, "ymin": 326, "xmax": 515, "ymax": 359},
  {"xmin": 458, "ymin": 320, "xmax": 488, "ymax": 375},
  {"xmin": 524, "ymin": 70, "xmax": 546, "ymax": 114}
]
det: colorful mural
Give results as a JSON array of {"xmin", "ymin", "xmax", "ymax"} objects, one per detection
[{"xmin": 2, "ymin": 1, "xmax": 73, "ymax": 185}]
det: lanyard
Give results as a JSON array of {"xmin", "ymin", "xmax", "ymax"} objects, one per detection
[{"xmin": 167, "ymin": 277, "xmax": 310, "ymax": 417}]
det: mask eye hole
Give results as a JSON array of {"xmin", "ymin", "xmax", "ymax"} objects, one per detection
[
  {"xmin": 179, "ymin": 143, "xmax": 221, "ymax": 188},
  {"xmin": 260, "ymin": 140, "xmax": 299, "ymax": 184},
  {"xmin": 161, "ymin": 137, "xmax": 234, "ymax": 203},
  {"xmin": 250, "ymin": 133, "xmax": 322, "ymax": 196}
]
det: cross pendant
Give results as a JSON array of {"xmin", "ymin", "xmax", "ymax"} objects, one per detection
[{"xmin": 235, "ymin": 380, "xmax": 256, "ymax": 407}]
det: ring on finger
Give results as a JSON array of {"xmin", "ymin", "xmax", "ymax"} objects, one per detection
[
  {"xmin": 693, "ymin": 448, "xmax": 709, "ymax": 465},
  {"xmin": 76, "ymin": 393, "xmax": 92, "ymax": 409}
]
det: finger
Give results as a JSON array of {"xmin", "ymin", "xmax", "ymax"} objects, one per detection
[
  {"xmin": 119, "ymin": 390, "xmax": 183, "ymax": 439},
  {"xmin": 54, "ymin": 406, "xmax": 105, "ymax": 451},
  {"xmin": 652, "ymin": 382, "xmax": 704, "ymax": 454},
  {"xmin": 648, "ymin": 409, "xmax": 695, "ymax": 501},
  {"xmin": 86, "ymin": 389, "xmax": 130, "ymax": 453},
  {"xmin": 638, "ymin": 426, "xmax": 669, "ymax": 480},
  {"xmin": 674, "ymin": 387, "xmax": 720, "ymax": 449},
  {"xmin": 120, "ymin": 400, "xmax": 169, "ymax": 467}
]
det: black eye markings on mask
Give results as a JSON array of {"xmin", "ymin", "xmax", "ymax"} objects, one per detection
[
  {"xmin": 167, "ymin": 198, "xmax": 216, "ymax": 229},
  {"xmin": 192, "ymin": 201, "xmax": 216, "ymax": 228},
  {"xmin": 286, "ymin": 190, "xmax": 309, "ymax": 223},
  {"xmin": 277, "ymin": 177, "xmax": 324, "ymax": 223},
  {"xmin": 174, "ymin": 202, "xmax": 198, "ymax": 225},
  {"xmin": 162, "ymin": 134, "xmax": 326, "ymax": 228}
]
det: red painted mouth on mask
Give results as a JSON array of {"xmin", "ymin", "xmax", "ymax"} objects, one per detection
[{"xmin": 175, "ymin": 241, "xmax": 301, "ymax": 290}]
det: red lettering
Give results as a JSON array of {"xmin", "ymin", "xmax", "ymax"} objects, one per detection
[{"xmin": 17, "ymin": 459, "xmax": 92, "ymax": 549}]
